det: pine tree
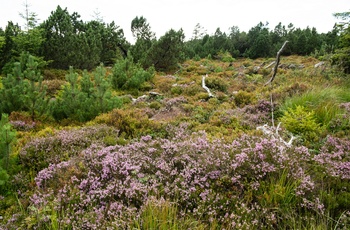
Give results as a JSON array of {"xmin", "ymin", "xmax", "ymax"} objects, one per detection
[
  {"xmin": 21, "ymin": 54, "xmax": 50, "ymax": 121},
  {"xmin": 0, "ymin": 62, "xmax": 26, "ymax": 114},
  {"xmin": 144, "ymin": 29, "xmax": 185, "ymax": 71},
  {"xmin": 111, "ymin": 54, "xmax": 154, "ymax": 90},
  {"xmin": 130, "ymin": 16, "xmax": 155, "ymax": 64},
  {"xmin": 52, "ymin": 66, "xmax": 82, "ymax": 120},
  {"xmin": 53, "ymin": 65, "xmax": 122, "ymax": 122},
  {"xmin": 0, "ymin": 22, "xmax": 20, "ymax": 71},
  {"xmin": 332, "ymin": 11, "xmax": 350, "ymax": 73},
  {"xmin": 0, "ymin": 113, "xmax": 16, "ymax": 171}
]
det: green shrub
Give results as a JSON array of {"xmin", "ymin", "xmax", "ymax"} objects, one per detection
[
  {"xmin": 280, "ymin": 87, "xmax": 350, "ymax": 128},
  {"xmin": 234, "ymin": 91, "xmax": 255, "ymax": 107},
  {"xmin": 53, "ymin": 66, "xmax": 122, "ymax": 122},
  {"xmin": 280, "ymin": 105, "xmax": 323, "ymax": 144},
  {"xmin": 42, "ymin": 79, "xmax": 65, "ymax": 96},
  {"xmin": 214, "ymin": 66, "xmax": 223, "ymax": 72},
  {"xmin": 205, "ymin": 77, "xmax": 228, "ymax": 92},
  {"xmin": 170, "ymin": 86, "xmax": 183, "ymax": 95},
  {"xmin": 217, "ymin": 51, "xmax": 235, "ymax": 62},
  {"xmin": 42, "ymin": 69, "xmax": 67, "ymax": 80},
  {"xmin": 0, "ymin": 53, "xmax": 50, "ymax": 120},
  {"xmin": 0, "ymin": 113, "xmax": 16, "ymax": 191},
  {"xmin": 111, "ymin": 55, "xmax": 154, "ymax": 90},
  {"xmin": 149, "ymin": 101, "xmax": 162, "ymax": 110},
  {"xmin": 183, "ymin": 84, "xmax": 202, "ymax": 96}
]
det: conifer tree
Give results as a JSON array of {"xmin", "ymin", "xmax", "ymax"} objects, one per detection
[
  {"xmin": 92, "ymin": 64, "xmax": 122, "ymax": 114},
  {"xmin": 53, "ymin": 65, "xmax": 122, "ymax": 122},
  {"xmin": 111, "ymin": 54, "xmax": 154, "ymax": 90},
  {"xmin": 21, "ymin": 54, "xmax": 50, "ymax": 121},
  {"xmin": 144, "ymin": 29, "xmax": 185, "ymax": 71},
  {"xmin": 332, "ymin": 11, "xmax": 350, "ymax": 73},
  {"xmin": 52, "ymin": 66, "xmax": 83, "ymax": 120},
  {"xmin": 0, "ymin": 22, "xmax": 20, "ymax": 71},
  {"xmin": 130, "ymin": 16, "xmax": 155, "ymax": 65},
  {"xmin": 0, "ymin": 113, "xmax": 16, "ymax": 172},
  {"xmin": 0, "ymin": 62, "xmax": 26, "ymax": 114}
]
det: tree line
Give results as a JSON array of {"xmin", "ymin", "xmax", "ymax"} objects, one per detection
[{"xmin": 0, "ymin": 5, "xmax": 348, "ymax": 73}]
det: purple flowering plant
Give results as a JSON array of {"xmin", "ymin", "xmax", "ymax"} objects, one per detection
[{"xmin": 7, "ymin": 123, "xmax": 348, "ymax": 229}]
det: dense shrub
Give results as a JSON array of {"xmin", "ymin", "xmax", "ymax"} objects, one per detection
[
  {"xmin": 52, "ymin": 65, "xmax": 122, "ymax": 122},
  {"xmin": 280, "ymin": 105, "xmax": 323, "ymax": 145},
  {"xmin": 234, "ymin": 90, "xmax": 256, "ymax": 107},
  {"xmin": 205, "ymin": 76, "xmax": 229, "ymax": 92},
  {"xmin": 6, "ymin": 124, "xmax": 349, "ymax": 229},
  {"xmin": 0, "ymin": 53, "xmax": 50, "ymax": 120},
  {"xmin": 111, "ymin": 55, "xmax": 154, "ymax": 90},
  {"xmin": 236, "ymin": 99, "xmax": 274, "ymax": 129},
  {"xmin": 19, "ymin": 125, "xmax": 119, "ymax": 173}
]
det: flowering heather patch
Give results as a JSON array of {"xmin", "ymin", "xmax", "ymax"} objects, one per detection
[
  {"xmin": 19, "ymin": 125, "xmax": 119, "ymax": 172},
  {"xmin": 314, "ymin": 136, "xmax": 350, "ymax": 179},
  {"xmin": 9, "ymin": 120, "xmax": 36, "ymax": 131},
  {"xmin": 10, "ymin": 123, "xmax": 349, "ymax": 229},
  {"xmin": 236, "ymin": 99, "xmax": 274, "ymax": 129}
]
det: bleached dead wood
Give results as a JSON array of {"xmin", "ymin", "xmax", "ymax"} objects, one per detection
[
  {"xmin": 314, "ymin": 61, "xmax": 325, "ymax": 68},
  {"xmin": 257, "ymin": 123, "xmax": 296, "ymax": 147},
  {"xmin": 202, "ymin": 74, "xmax": 214, "ymax": 98},
  {"xmin": 265, "ymin": 41, "xmax": 289, "ymax": 85},
  {"xmin": 264, "ymin": 61, "xmax": 276, "ymax": 69}
]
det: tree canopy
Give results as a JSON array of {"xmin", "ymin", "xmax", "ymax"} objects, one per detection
[{"xmin": 0, "ymin": 5, "xmax": 346, "ymax": 73}]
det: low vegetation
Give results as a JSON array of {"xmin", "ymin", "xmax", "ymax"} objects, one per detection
[
  {"xmin": 0, "ymin": 5, "xmax": 349, "ymax": 230},
  {"xmin": 0, "ymin": 53, "xmax": 349, "ymax": 229}
]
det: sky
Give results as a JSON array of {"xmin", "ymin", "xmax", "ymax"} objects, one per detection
[{"xmin": 0, "ymin": 0, "xmax": 349, "ymax": 42}]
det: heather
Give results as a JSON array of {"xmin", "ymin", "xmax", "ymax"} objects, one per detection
[
  {"xmin": 0, "ymin": 124, "xmax": 348, "ymax": 229},
  {"xmin": 0, "ymin": 55, "xmax": 350, "ymax": 229},
  {"xmin": 19, "ymin": 125, "xmax": 119, "ymax": 173}
]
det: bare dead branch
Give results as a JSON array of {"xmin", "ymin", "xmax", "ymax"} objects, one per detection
[
  {"xmin": 265, "ymin": 41, "xmax": 289, "ymax": 85},
  {"xmin": 202, "ymin": 74, "xmax": 214, "ymax": 98},
  {"xmin": 264, "ymin": 61, "xmax": 276, "ymax": 69},
  {"xmin": 257, "ymin": 123, "xmax": 296, "ymax": 147}
]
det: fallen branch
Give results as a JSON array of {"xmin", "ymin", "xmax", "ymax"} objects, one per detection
[
  {"xmin": 265, "ymin": 41, "xmax": 289, "ymax": 85},
  {"xmin": 202, "ymin": 74, "xmax": 214, "ymax": 98},
  {"xmin": 264, "ymin": 61, "xmax": 276, "ymax": 69},
  {"xmin": 257, "ymin": 123, "xmax": 296, "ymax": 147}
]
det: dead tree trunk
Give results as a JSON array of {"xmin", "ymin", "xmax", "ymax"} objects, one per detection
[{"xmin": 265, "ymin": 41, "xmax": 289, "ymax": 85}]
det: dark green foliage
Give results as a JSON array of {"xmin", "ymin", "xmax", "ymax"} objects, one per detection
[
  {"xmin": 0, "ymin": 22, "xmax": 21, "ymax": 71},
  {"xmin": 21, "ymin": 54, "xmax": 50, "ymax": 121},
  {"xmin": 131, "ymin": 16, "xmax": 155, "ymax": 41},
  {"xmin": 0, "ymin": 62, "xmax": 26, "ymax": 114},
  {"xmin": 144, "ymin": 29, "xmax": 185, "ymax": 71},
  {"xmin": 184, "ymin": 22, "xmax": 333, "ymax": 60},
  {"xmin": 100, "ymin": 21, "xmax": 128, "ymax": 65},
  {"xmin": 53, "ymin": 65, "xmax": 122, "ymax": 122},
  {"xmin": 111, "ymin": 54, "xmax": 154, "ymax": 90},
  {"xmin": 332, "ymin": 12, "xmax": 350, "ymax": 73},
  {"xmin": 130, "ymin": 17, "xmax": 185, "ymax": 71},
  {"xmin": 245, "ymin": 22, "xmax": 272, "ymax": 58},
  {"xmin": 40, "ymin": 6, "xmax": 128, "ymax": 70},
  {"xmin": 40, "ymin": 6, "xmax": 97, "ymax": 69},
  {"xmin": 0, "ymin": 52, "xmax": 50, "ymax": 120},
  {"xmin": 0, "ymin": 114, "xmax": 16, "ymax": 190},
  {"xmin": 0, "ymin": 114, "xmax": 16, "ymax": 171},
  {"xmin": 129, "ymin": 16, "xmax": 155, "ymax": 65}
]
